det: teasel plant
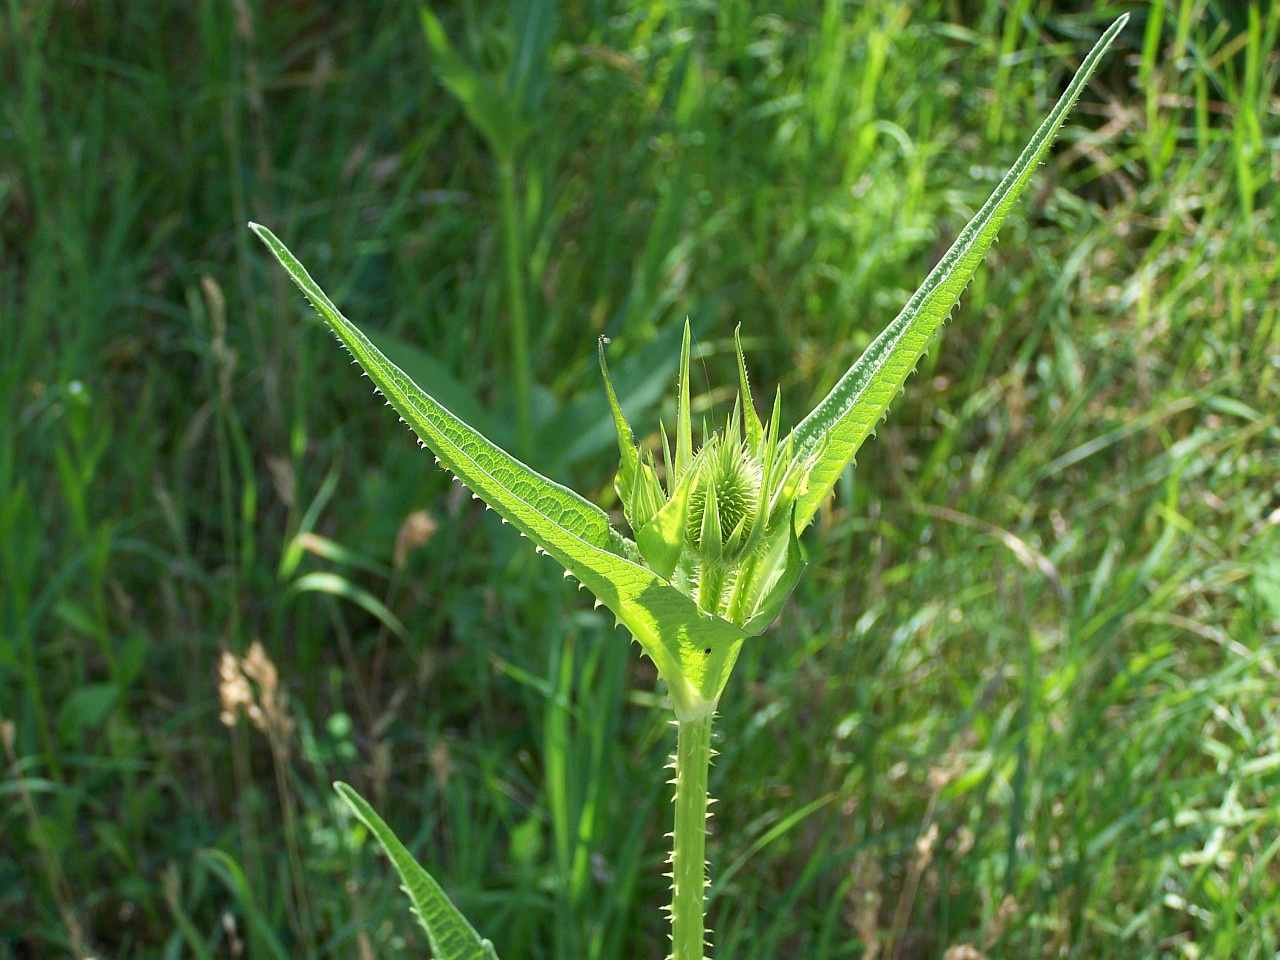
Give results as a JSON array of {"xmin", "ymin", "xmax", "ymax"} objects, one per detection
[{"xmin": 251, "ymin": 16, "xmax": 1125, "ymax": 960}]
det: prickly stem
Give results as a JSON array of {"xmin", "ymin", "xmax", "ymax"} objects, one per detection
[{"xmin": 670, "ymin": 710, "xmax": 714, "ymax": 960}]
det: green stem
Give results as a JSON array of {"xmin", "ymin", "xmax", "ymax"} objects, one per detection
[
  {"xmin": 496, "ymin": 158, "xmax": 531, "ymax": 457},
  {"xmin": 671, "ymin": 710, "xmax": 713, "ymax": 960}
]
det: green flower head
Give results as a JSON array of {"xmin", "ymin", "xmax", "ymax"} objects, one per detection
[{"xmin": 599, "ymin": 324, "xmax": 813, "ymax": 629}]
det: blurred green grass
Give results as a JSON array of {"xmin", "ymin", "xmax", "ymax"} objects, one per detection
[{"xmin": 2, "ymin": 1, "xmax": 1278, "ymax": 957}]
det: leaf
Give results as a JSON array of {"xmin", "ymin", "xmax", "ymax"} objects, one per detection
[
  {"xmin": 378, "ymin": 332, "xmax": 499, "ymax": 444},
  {"xmin": 1254, "ymin": 554, "xmax": 1280, "ymax": 622},
  {"xmin": 287, "ymin": 571, "xmax": 408, "ymax": 639},
  {"xmin": 250, "ymin": 224, "xmax": 746, "ymax": 717},
  {"xmin": 421, "ymin": 9, "xmax": 527, "ymax": 162},
  {"xmin": 336, "ymin": 782, "xmax": 500, "ymax": 960},
  {"xmin": 57, "ymin": 683, "xmax": 118, "ymax": 742},
  {"xmin": 740, "ymin": 516, "xmax": 805, "ymax": 635},
  {"xmin": 787, "ymin": 15, "xmax": 1128, "ymax": 533},
  {"xmin": 507, "ymin": 0, "xmax": 558, "ymax": 117},
  {"xmin": 635, "ymin": 468, "xmax": 696, "ymax": 580}
]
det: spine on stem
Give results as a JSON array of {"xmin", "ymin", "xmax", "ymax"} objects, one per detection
[{"xmin": 670, "ymin": 711, "xmax": 714, "ymax": 960}]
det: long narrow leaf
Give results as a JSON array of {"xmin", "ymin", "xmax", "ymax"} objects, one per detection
[
  {"xmin": 787, "ymin": 16, "xmax": 1128, "ymax": 532},
  {"xmin": 250, "ymin": 224, "xmax": 747, "ymax": 715},
  {"xmin": 336, "ymin": 782, "xmax": 499, "ymax": 960}
]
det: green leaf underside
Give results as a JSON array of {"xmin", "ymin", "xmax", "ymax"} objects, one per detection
[
  {"xmin": 786, "ymin": 15, "xmax": 1128, "ymax": 534},
  {"xmin": 251, "ymin": 224, "xmax": 747, "ymax": 716},
  {"xmin": 335, "ymin": 782, "xmax": 499, "ymax": 960}
]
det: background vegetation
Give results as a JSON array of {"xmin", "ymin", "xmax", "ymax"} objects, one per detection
[{"xmin": 3, "ymin": 1, "xmax": 1277, "ymax": 957}]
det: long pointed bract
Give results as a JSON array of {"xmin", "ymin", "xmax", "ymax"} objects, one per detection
[
  {"xmin": 787, "ymin": 15, "xmax": 1128, "ymax": 533},
  {"xmin": 675, "ymin": 320, "xmax": 694, "ymax": 481}
]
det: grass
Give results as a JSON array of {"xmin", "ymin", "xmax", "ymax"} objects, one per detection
[{"xmin": 2, "ymin": 1, "xmax": 1277, "ymax": 958}]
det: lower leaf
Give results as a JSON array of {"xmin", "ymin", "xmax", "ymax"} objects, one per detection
[{"xmin": 336, "ymin": 782, "xmax": 500, "ymax": 960}]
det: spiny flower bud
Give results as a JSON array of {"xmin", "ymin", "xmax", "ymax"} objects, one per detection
[
  {"xmin": 600, "ymin": 322, "xmax": 812, "ymax": 628},
  {"xmin": 684, "ymin": 440, "xmax": 761, "ymax": 553}
]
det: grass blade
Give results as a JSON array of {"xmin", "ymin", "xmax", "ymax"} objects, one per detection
[
  {"xmin": 787, "ymin": 15, "xmax": 1128, "ymax": 533},
  {"xmin": 198, "ymin": 849, "xmax": 292, "ymax": 960}
]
